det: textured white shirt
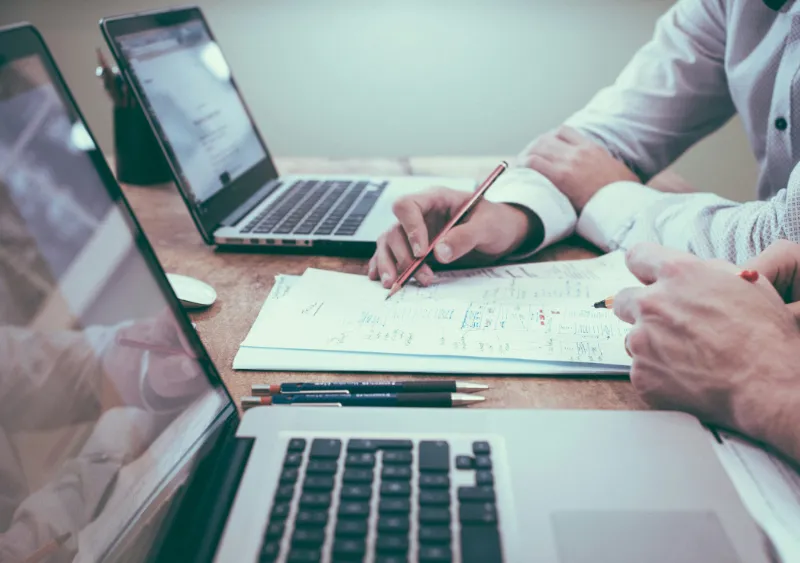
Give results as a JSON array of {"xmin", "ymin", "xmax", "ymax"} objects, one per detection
[{"xmin": 491, "ymin": 0, "xmax": 800, "ymax": 263}]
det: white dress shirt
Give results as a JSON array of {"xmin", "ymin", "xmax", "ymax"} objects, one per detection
[{"xmin": 491, "ymin": 0, "xmax": 800, "ymax": 263}]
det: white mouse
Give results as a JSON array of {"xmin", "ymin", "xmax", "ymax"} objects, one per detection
[{"xmin": 166, "ymin": 273, "xmax": 217, "ymax": 310}]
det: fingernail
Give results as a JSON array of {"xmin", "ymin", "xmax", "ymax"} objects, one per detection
[
  {"xmin": 381, "ymin": 272, "xmax": 391, "ymax": 286},
  {"xmin": 435, "ymin": 242, "xmax": 452, "ymax": 263},
  {"xmin": 412, "ymin": 242, "xmax": 423, "ymax": 257},
  {"xmin": 368, "ymin": 262, "xmax": 376, "ymax": 276}
]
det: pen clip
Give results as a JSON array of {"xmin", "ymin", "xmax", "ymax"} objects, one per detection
[
  {"xmin": 284, "ymin": 403, "xmax": 343, "ymax": 407},
  {"xmin": 282, "ymin": 390, "xmax": 350, "ymax": 396}
]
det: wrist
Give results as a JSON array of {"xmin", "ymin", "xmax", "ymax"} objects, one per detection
[{"xmin": 505, "ymin": 204, "xmax": 544, "ymax": 255}]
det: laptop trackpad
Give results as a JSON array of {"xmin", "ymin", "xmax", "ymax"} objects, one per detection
[{"xmin": 551, "ymin": 511, "xmax": 742, "ymax": 563}]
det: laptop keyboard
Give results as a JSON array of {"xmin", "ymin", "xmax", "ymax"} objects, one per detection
[
  {"xmin": 259, "ymin": 438, "xmax": 503, "ymax": 562},
  {"xmin": 241, "ymin": 180, "xmax": 387, "ymax": 238}
]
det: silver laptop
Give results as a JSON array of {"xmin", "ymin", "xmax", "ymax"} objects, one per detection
[
  {"xmin": 99, "ymin": 6, "xmax": 475, "ymax": 255},
  {"xmin": 0, "ymin": 23, "xmax": 773, "ymax": 563}
]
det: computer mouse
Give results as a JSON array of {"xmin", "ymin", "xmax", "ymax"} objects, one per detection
[{"xmin": 166, "ymin": 273, "xmax": 217, "ymax": 310}]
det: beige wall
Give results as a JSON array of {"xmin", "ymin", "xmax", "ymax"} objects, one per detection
[{"xmin": 1, "ymin": 0, "xmax": 758, "ymax": 201}]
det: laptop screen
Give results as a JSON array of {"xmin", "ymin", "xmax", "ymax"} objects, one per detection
[
  {"xmin": 115, "ymin": 19, "xmax": 267, "ymax": 207},
  {"xmin": 0, "ymin": 26, "xmax": 233, "ymax": 562}
]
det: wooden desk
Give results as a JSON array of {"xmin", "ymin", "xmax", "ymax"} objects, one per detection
[{"xmin": 119, "ymin": 157, "xmax": 647, "ymax": 411}]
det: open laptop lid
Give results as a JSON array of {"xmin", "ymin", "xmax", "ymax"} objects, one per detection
[
  {"xmin": 100, "ymin": 6, "xmax": 281, "ymax": 244},
  {"xmin": 0, "ymin": 23, "xmax": 241, "ymax": 562}
]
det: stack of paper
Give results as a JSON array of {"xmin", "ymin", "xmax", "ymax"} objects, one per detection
[{"xmin": 234, "ymin": 252, "xmax": 640, "ymax": 375}]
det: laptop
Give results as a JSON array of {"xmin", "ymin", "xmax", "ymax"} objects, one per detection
[
  {"xmin": 98, "ymin": 6, "xmax": 475, "ymax": 255},
  {"xmin": 0, "ymin": 23, "xmax": 774, "ymax": 563}
]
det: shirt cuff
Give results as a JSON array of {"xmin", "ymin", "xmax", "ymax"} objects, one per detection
[
  {"xmin": 576, "ymin": 181, "xmax": 664, "ymax": 251},
  {"xmin": 484, "ymin": 168, "xmax": 577, "ymax": 259}
]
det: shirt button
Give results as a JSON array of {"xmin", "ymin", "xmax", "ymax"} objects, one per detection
[{"xmin": 775, "ymin": 117, "xmax": 788, "ymax": 131}]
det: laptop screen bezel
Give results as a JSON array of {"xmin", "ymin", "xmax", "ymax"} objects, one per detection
[
  {"xmin": 0, "ymin": 20, "xmax": 241, "ymax": 557},
  {"xmin": 100, "ymin": 6, "xmax": 281, "ymax": 244}
]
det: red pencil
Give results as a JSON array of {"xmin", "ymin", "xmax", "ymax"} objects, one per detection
[{"xmin": 386, "ymin": 161, "xmax": 509, "ymax": 300}]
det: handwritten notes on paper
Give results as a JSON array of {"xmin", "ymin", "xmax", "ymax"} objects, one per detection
[{"xmin": 243, "ymin": 254, "xmax": 638, "ymax": 367}]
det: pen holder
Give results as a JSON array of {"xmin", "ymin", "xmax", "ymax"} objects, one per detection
[{"xmin": 113, "ymin": 102, "xmax": 172, "ymax": 186}]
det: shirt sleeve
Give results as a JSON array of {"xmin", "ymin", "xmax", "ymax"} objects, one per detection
[
  {"xmin": 576, "ymin": 163, "xmax": 800, "ymax": 263},
  {"xmin": 561, "ymin": 0, "xmax": 734, "ymax": 181}
]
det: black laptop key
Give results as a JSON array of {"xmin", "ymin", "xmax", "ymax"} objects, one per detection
[
  {"xmin": 419, "ymin": 441, "xmax": 450, "ymax": 472},
  {"xmin": 475, "ymin": 470, "xmax": 494, "ymax": 486},
  {"xmin": 383, "ymin": 451, "xmax": 412, "ymax": 465},
  {"xmin": 382, "ymin": 465, "xmax": 411, "ymax": 480},
  {"xmin": 419, "ymin": 526, "xmax": 451, "ymax": 544},
  {"xmin": 378, "ymin": 515, "xmax": 410, "ymax": 533},
  {"xmin": 377, "ymin": 439, "xmax": 413, "ymax": 450},
  {"xmin": 472, "ymin": 441, "xmax": 491, "ymax": 455},
  {"xmin": 345, "ymin": 452, "xmax": 375, "ymax": 468},
  {"xmin": 419, "ymin": 545, "xmax": 452, "ymax": 562},
  {"xmin": 292, "ymin": 527, "xmax": 325, "ymax": 547},
  {"xmin": 459, "ymin": 502, "xmax": 497, "ymax": 524},
  {"xmin": 347, "ymin": 439, "xmax": 379, "ymax": 452},
  {"xmin": 342, "ymin": 468, "xmax": 374, "ymax": 484},
  {"xmin": 280, "ymin": 468, "xmax": 299, "ymax": 483},
  {"xmin": 341, "ymin": 485, "xmax": 372, "ymax": 500},
  {"xmin": 376, "ymin": 534, "xmax": 409, "ymax": 553},
  {"xmin": 303, "ymin": 476, "xmax": 335, "ymax": 491},
  {"xmin": 271, "ymin": 502, "xmax": 291, "ymax": 520},
  {"xmin": 376, "ymin": 556, "xmax": 407, "ymax": 563},
  {"xmin": 288, "ymin": 548, "xmax": 322, "ymax": 563},
  {"xmin": 455, "ymin": 456, "xmax": 474, "ymax": 470},
  {"xmin": 260, "ymin": 541, "xmax": 281, "ymax": 562},
  {"xmin": 418, "ymin": 490, "xmax": 450, "ymax": 506},
  {"xmin": 474, "ymin": 456, "xmax": 492, "ymax": 470},
  {"xmin": 333, "ymin": 538, "xmax": 366, "ymax": 558},
  {"xmin": 299, "ymin": 492, "xmax": 332, "ymax": 508},
  {"xmin": 458, "ymin": 486, "xmax": 495, "ymax": 502},
  {"xmin": 419, "ymin": 474, "xmax": 450, "ymax": 489},
  {"xmin": 339, "ymin": 501, "xmax": 370, "ymax": 518},
  {"xmin": 419, "ymin": 507, "xmax": 451, "ymax": 525},
  {"xmin": 335, "ymin": 519, "xmax": 368, "ymax": 537},
  {"xmin": 379, "ymin": 498, "xmax": 410, "ymax": 514},
  {"xmin": 275, "ymin": 484, "xmax": 295, "ymax": 501},
  {"xmin": 380, "ymin": 481, "xmax": 411, "ymax": 497},
  {"xmin": 265, "ymin": 520, "xmax": 285, "ymax": 540},
  {"xmin": 295, "ymin": 510, "xmax": 328, "ymax": 528},
  {"xmin": 306, "ymin": 460, "xmax": 338, "ymax": 474},
  {"xmin": 284, "ymin": 453, "xmax": 303, "ymax": 467},
  {"xmin": 310, "ymin": 439, "xmax": 341, "ymax": 459},
  {"xmin": 460, "ymin": 524, "xmax": 503, "ymax": 563}
]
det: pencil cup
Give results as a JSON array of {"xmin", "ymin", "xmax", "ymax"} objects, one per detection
[{"xmin": 113, "ymin": 103, "xmax": 172, "ymax": 186}]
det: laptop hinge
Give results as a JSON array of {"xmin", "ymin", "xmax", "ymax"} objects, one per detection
[
  {"xmin": 220, "ymin": 179, "xmax": 282, "ymax": 228},
  {"xmin": 152, "ymin": 416, "xmax": 254, "ymax": 563}
]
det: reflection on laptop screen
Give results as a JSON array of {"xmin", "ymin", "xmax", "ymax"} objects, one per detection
[
  {"xmin": 0, "ymin": 52, "xmax": 229, "ymax": 561},
  {"xmin": 117, "ymin": 20, "xmax": 266, "ymax": 205}
]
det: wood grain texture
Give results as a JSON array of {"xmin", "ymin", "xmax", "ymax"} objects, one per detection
[{"xmin": 119, "ymin": 157, "xmax": 647, "ymax": 412}]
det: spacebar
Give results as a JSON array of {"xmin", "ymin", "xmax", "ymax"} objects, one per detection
[{"xmin": 460, "ymin": 524, "xmax": 503, "ymax": 563}]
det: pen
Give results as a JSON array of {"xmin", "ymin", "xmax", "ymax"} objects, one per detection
[
  {"xmin": 592, "ymin": 269, "xmax": 761, "ymax": 309},
  {"xmin": 116, "ymin": 336, "xmax": 190, "ymax": 357},
  {"xmin": 241, "ymin": 392, "xmax": 485, "ymax": 408},
  {"xmin": 251, "ymin": 381, "xmax": 489, "ymax": 395},
  {"xmin": 386, "ymin": 161, "xmax": 509, "ymax": 300}
]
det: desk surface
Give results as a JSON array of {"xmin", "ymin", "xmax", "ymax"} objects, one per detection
[{"xmin": 120, "ymin": 157, "xmax": 646, "ymax": 411}]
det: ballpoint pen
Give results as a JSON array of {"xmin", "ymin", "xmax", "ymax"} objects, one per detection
[
  {"xmin": 116, "ymin": 336, "xmax": 190, "ymax": 356},
  {"xmin": 241, "ymin": 392, "xmax": 485, "ymax": 409},
  {"xmin": 386, "ymin": 161, "xmax": 509, "ymax": 300},
  {"xmin": 251, "ymin": 381, "xmax": 489, "ymax": 396}
]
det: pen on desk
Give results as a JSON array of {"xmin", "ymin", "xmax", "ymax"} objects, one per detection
[
  {"xmin": 385, "ymin": 160, "xmax": 509, "ymax": 300},
  {"xmin": 591, "ymin": 269, "xmax": 761, "ymax": 309},
  {"xmin": 251, "ymin": 381, "xmax": 489, "ymax": 396},
  {"xmin": 241, "ymin": 392, "xmax": 485, "ymax": 409},
  {"xmin": 116, "ymin": 336, "xmax": 189, "ymax": 356}
]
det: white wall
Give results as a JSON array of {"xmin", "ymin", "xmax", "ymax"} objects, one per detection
[{"xmin": 0, "ymin": 0, "xmax": 758, "ymax": 201}]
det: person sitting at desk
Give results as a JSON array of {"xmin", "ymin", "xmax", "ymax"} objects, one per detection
[
  {"xmin": 612, "ymin": 240, "xmax": 800, "ymax": 466},
  {"xmin": 369, "ymin": 0, "xmax": 800, "ymax": 287}
]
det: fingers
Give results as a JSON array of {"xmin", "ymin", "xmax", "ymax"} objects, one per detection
[
  {"xmin": 526, "ymin": 154, "xmax": 559, "ymax": 182},
  {"xmin": 743, "ymin": 240, "xmax": 800, "ymax": 303},
  {"xmin": 391, "ymin": 188, "xmax": 468, "ymax": 257},
  {"xmin": 434, "ymin": 221, "xmax": 483, "ymax": 264},
  {"xmin": 374, "ymin": 233, "xmax": 398, "ymax": 288},
  {"xmin": 372, "ymin": 228, "xmax": 435, "ymax": 288},
  {"xmin": 612, "ymin": 286, "xmax": 648, "ymax": 324},
  {"xmin": 555, "ymin": 125, "xmax": 586, "ymax": 145},
  {"xmin": 624, "ymin": 243, "xmax": 699, "ymax": 285}
]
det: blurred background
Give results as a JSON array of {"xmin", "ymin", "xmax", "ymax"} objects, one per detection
[{"xmin": 0, "ymin": 0, "xmax": 757, "ymax": 201}]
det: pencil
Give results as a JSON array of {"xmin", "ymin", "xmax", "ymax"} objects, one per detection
[
  {"xmin": 591, "ymin": 269, "xmax": 761, "ymax": 309},
  {"xmin": 386, "ymin": 161, "xmax": 509, "ymax": 300},
  {"xmin": 20, "ymin": 532, "xmax": 71, "ymax": 563},
  {"xmin": 116, "ymin": 336, "xmax": 189, "ymax": 357}
]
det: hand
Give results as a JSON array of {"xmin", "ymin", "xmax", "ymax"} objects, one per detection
[
  {"xmin": 743, "ymin": 239, "xmax": 800, "ymax": 323},
  {"xmin": 368, "ymin": 187, "xmax": 541, "ymax": 288},
  {"xmin": 522, "ymin": 126, "xmax": 640, "ymax": 212},
  {"xmin": 612, "ymin": 243, "xmax": 800, "ymax": 463},
  {"xmin": 103, "ymin": 311, "xmax": 205, "ymax": 408}
]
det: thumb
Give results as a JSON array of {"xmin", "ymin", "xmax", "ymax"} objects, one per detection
[
  {"xmin": 788, "ymin": 301, "xmax": 800, "ymax": 327},
  {"xmin": 434, "ymin": 223, "xmax": 482, "ymax": 264}
]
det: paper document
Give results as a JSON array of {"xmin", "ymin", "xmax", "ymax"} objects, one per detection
[{"xmin": 244, "ymin": 268, "xmax": 635, "ymax": 366}]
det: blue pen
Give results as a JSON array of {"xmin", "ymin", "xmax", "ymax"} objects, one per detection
[
  {"xmin": 241, "ymin": 392, "xmax": 484, "ymax": 409},
  {"xmin": 252, "ymin": 381, "xmax": 488, "ymax": 396}
]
